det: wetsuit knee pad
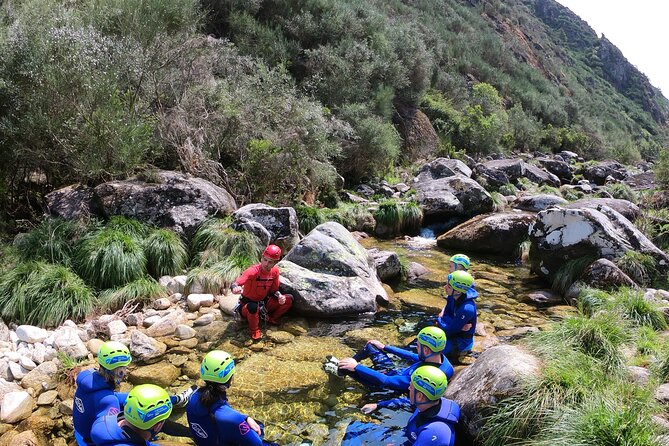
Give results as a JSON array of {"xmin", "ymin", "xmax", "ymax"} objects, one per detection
[{"xmin": 246, "ymin": 302, "xmax": 259, "ymax": 314}]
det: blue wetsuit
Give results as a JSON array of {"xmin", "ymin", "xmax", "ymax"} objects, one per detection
[
  {"xmin": 437, "ymin": 288, "xmax": 478, "ymax": 354},
  {"xmin": 73, "ymin": 369, "xmax": 128, "ymax": 446},
  {"xmin": 186, "ymin": 388, "xmax": 267, "ymax": 446},
  {"xmin": 349, "ymin": 344, "xmax": 454, "ymax": 392},
  {"xmin": 404, "ymin": 398, "xmax": 460, "ymax": 446},
  {"xmin": 90, "ymin": 413, "xmax": 158, "ymax": 446}
]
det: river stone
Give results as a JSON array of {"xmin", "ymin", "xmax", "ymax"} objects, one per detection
[
  {"xmin": 175, "ymin": 325, "xmax": 196, "ymax": 340},
  {"xmin": 143, "ymin": 315, "xmax": 161, "ymax": 328},
  {"xmin": 129, "ymin": 362, "xmax": 180, "ymax": 387},
  {"xmin": 445, "ymin": 345, "xmax": 541, "ymax": 440},
  {"xmin": 218, "ymin": 294, "xmax": 239, "ymax": 316},
  {"xmin": 266, "ymin": 330, "xmax": 294, "ymax": 344},
  {"xmin": 473, "ymin": 163, "xmax": 510, "ymax": 189},
  {"xmin": 8, "ymin": 362, "xmax": 28, "ymax": 381},
  {"xmin": 232, "ymin": 203, "xmax": 299, "ymax": 253},
  {"xmin": 36, "ymin": 390, "xmax": 58, "ymax": 406},
  {"xmin": 406, "ymin": 262, "xmax": 430, "ymax": 284},
  {"xmin": 187, "ymin": 294, "xmax": 214, "ymax": 312},
  {"xmin": 53, "ymin": 327, "xmax": 88, "ymax": 360},
  {"xmin": 415, "ymin": 158, "xmax": 472, "ymax": 181},
  {"xmin": 280, "ymin": 222, "xmax": 387, "ymax": 317},
  {"xmin": 529, "ymin": 206, "xmax": 669, "ymax": 284},
  {"xmin": 193, "ymin": 314, "xmax": 215, "ymax": 327},
  {"xmin": 20, "ymin": 361, "xmax": 58, "ymax": 393},
  {"xmin": 413, "ymin": 174, "xmax": 493, "ymax": 221},
  {"xmin": 15, "ymin": 326, "xmax": 48, "ymax": 344},
  {"xmin": 16, "ymin": 415, "xmax": 53, "ymax": 438},
  {"xmin": 146, "ymin": 317, "xmax": 177, "ymax": 337},
  {"xmin": 92, "ymin": 170, "xmax": 237, "ymax": 235},
  {"xmin": 153, "ymin": 298, "xmax": 171, "ymax": 310},
  {"xmin": 0, "ymin": 391, "xmax": 33, "ymax": 423},
  {"xmin": 580, "ymin": 258, "xmax": 637, "ymax": 289},
  {"xmin": 514, "ymin": 194, "xmax": 568, "ymax": 212},
  {"xmin": 194, "ymin": 321, "xmax": 230, "ymax": 342},
  {"xmin": 18, "ymin": 357, "xmax": 35, "ymax": 371},
  {"xmin": 655, "ymin": 383, "xmax": 669, "ymax": 404},
  {"xmin": 165, "ymin": 276, "xmax": 188, "ymax": 295},
  {"xmin": 566, "ymin": 197, "xmax": 641, "ymax": 221},
  {"xmin": 0, "ymin": 320, "xmax": 8, "ymax": 343},
  {"xmin": 537, "ymin": 157, "xmax": 573, "ymax": 182},
  {"xmin": 0, "ymin": 430, "xmax": 44, "ymax": 446},
  {"xmin": 522, "ymin": 290, "xmax": 563, "ymax": 306},
  {"xmin": 481, "ymin": 158, "xmax": 525, "ymax": 180},
  {"xmin": 106, "ymin": 320, "xmax": 127, "ymax": 337},
  {"xmin": 130, "ymin": 331, "xmax": 166, "ymax": 363},
  {"xmin": 437, "ymin": 212, "xmax": 536, "ymax": 257},
  {"xmin": 581, "ymin": 161, "xmax": 628, "ymax": 185},
  {"xmin": 367, "ymin": 248, "xmax": 401, "ymax": 282},
  {"xmin": 628, "ymin": 366, "xmax": 651, "ymax": 387}
]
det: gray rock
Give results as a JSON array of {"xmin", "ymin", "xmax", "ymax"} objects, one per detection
[
  {"xmin": 581, "ymin": 161, "xmax": 628, "ymax": 185},
  {"xmin": 524, "ymin": 163, "xmax": 561, "ymax": 187},
  {"xmin": 232, "ymin": 204, "xmax": 299, "ymax": 253},
  {"xmin": 165, "ymin": 276, "xmax": 188, "ymax": 295},
  {"xmin": 279, "ymin": 222, "xmax": 387, "ymax": 317},
  {"xmin": 106, "ymin": 320, "xmax": 127, "ymax": 337},
  {"xmin": 413, "ymin": 174, "xmax": 494, "ymax": 221},
  {"xmin": 0, "ymin": 319, "xmax": 9, "ymax": 343},
  {"xmin": 565, "ymin": 197, "xmax": 641, "ymax": 221},
  {"xmin": 473, "ymin": 163, "xmax": 510, "ymax": 189},
  {"xmin": 187, "ymin": 294, "xmax": 215, "ymax": 312},
  {"xmin": 482, "ymin": 158, "xmax": 525, "ymax": 180},
  {"xmin": 406, "ymin": 262, "xmax": 430, "ymax": 284},
  {"xmin": 655, "ymin": 383, "xmax": 669, "ymax": 404},
  {"xmin": 18, "ymin": 356, "xmax": 36, "ymax": 371},
  {"xmin": 45, "ymin": 184, "xmax": 98, "ymax": 220},
  {"xmin": 522, "ymin": 290, "xmax": 564, "ymax": 306},
  {"xmin": 153, "ymin": 298, "xmax": 171, "ymax": 311},
  {"xmin": 36, "ymin": 389, "xmax": 58, "ymax": 406},
  {"xmin": 53, "ymin": 327, "xmax": 88, "ymax": 359},
  {"xmin": 537, "ymin": 158, "xmax": 573, "ymax": 182},
  {"xmin": 445, "ymin": 345, "xmax": 541, "ymax": 439},
  {"xmin": 230, "ymin": 217, "xmax": 272, "ymax": 247},
  {"xmin": 142, "ymin": 316, "xmax": 161, "ymax": 328},
  {"xmin": 193, "ymin": 314, "xmax": 215, "ymax": 327},
  {"xmin": 514, "ymin": 194, "xmax": 568, "ymax": 212},
  {"xmin": 367, "ymin": 249, "xmax": 402, "ymax": 282},
  {"xmin": 628, "ymin": 366, "xmax": 651, "ymax": 387},
  {"xmin": 92, "ymin": 170, "xmax": 237, "ymax": 235},
  {"xmin": 15, "ymin": 326, "xmax": 48, "ymax": 344},
  {"xmin": 581, "ymin": 258, "xmax": 637, "ymax": 289},
  {"xmin": 145, "ymin": 317, "xmax": 177, "ymax": 338},
  {"xmin": 175, "ymin": 325, "xmax": 196, "ymax": 340},
  {"xmin": 0, "ymin": 391, "xmax": 33, "ymax": 423},
  {"xmin": 129, "ymin": 331, "xmax": 166, "ymax": 363},
  {"xmin": 415, "ymin": 158, "xmax": 472, "ymax": 182},
  {"xmin": 437, "ymin": 212, "xmax": 536, "ymax": 257},
  {"xmin": 8, "ymin": 362, "xmax": 28, "ymax": 380}
]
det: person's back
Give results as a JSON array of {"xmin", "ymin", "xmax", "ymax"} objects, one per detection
[
  {"xmin": 90, "ymin": 413, "xmax": 156, "ymax": 446},
  {"xmin": 405, "ymin": 398, "xmax": 460, "ymax": 446},
  {"xmin": 73, "ymin": 369, "xmax": 124, "ymax": 443}
]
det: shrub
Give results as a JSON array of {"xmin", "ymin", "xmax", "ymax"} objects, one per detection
[
  {"xmin": 655, "ymin": 148, "xmax": 669, "ymax": 187},
  {"xmin": 143, "ymin": 229, "xmax": 188, "ymax": 278},
  {"xmin": 191, "ymin": 219, "xmax": 263, "ymax": 267},
  {"xmin": 12, "ymin": 218, "xmax": 86, "ymax": 267},
  {"xmin": 400, "ymin": 201, "xmax": 423, "ymax": 235},
  {"xmin": 0, "ymin": 261, "xmax": 94, "ymax": 326},
  {"xmin": 606, "ymin": 183, "xmax": 638, "ymax": 203},
  {"xmin": 98, "ymin": 277, "xmax": 168, "ymax": 312},
  {"xmin": 374, "ymin": 200, "xmax": 402, "ymax": 235},
  {"xmin": 609, "ymin": 287, "xmax": 668, "ymax": 330},
  {"xmin": 321, "ymin": 203, "xmax": 375, "ymax": 232},
  {"xmin": 615, "ymin": 251, "xmax": 658, "ymax": 286},
  {"xmin": 75, "ymin": 228, "xmax": 147, "ymax": 289},
  {"xmin": 296, "ymin": 205, "xmax": 325, "ymax": 234}
]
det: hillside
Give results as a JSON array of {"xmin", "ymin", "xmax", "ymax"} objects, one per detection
[{"xmin": 0, "ymin": 0, "xmax": 667, "ymax": 227}]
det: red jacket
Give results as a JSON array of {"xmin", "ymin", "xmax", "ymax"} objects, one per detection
[{"xmin": 235, "ymin": 264, "xmax": 280, "ymax": 302}]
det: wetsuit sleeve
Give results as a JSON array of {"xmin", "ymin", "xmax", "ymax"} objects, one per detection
[
  {"xmin": 384, "ymin": 345, "xmax": 419, "ymax": 362},
  {"xmin": 215, "ymin": 408, "xmax": 264, "ymax": 446},
  {"xmin": 235, "ymin": 266, "xmax": 257, "ymax": 287},
  {"xmin": 96, "ymin": 393, "xmax": 121, "ymax": 418},
  {"xmin": 376, "ymin": 397, "xmax": 411, "ymax": 410},
  {"xmin": 438, "ymin": 301, "xmax": 476, "ymax": 336},
  {"xmin": 354, "ymin": 365, "xmax": 411, "ymax": 392},
  {"xmin": 114, "ymin": 392, "xmax": 128, "ymax": 406},
  {"xmin": 412, "ymin": 423, "xmax": 454, "ymax": 446}
]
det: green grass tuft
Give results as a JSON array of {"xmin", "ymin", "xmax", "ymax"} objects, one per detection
[
  {"xmin": 576, "ymin": 287, "xmax": 610, "ymax": 317},
  {"xmin": 0, "ymin": 261, "xmax": 94, "ymax": 326},
  {"xmin": 615, "ymin": 251, "xmax": 658, "ymax": 286},
  {"xmin": 191, "ymin": 218, "xmax": 262, "ymax": 267},
  {"xmin": 606, "ymin": 183, "xmax": 639, "ymax": 203},
  {"xmin": 296, "ymin": 205, "xmax": 326, "ymax": 234},
  {"xmin": 498, "ymin": 183, "xmax": 518, "ymax": 196},
  {"xmin": 75, "ymin": 228, "xmax": 147, "ymax": 289},
  {"xmin": 400, "ymin": 201, "xmax": 423, "ymax": 235},
  {"xmin": 609, "ymin": 287, "xmax": 668, "ymax": 330},
  {"xmin": 13, "ymin": 218, "xmax": 86, "ymax": 267},
  {"xmin": 98, "ymin": 276, "xmax": 168, "ymax": 312},
  {"xmin": 186, "ymin": 257, "xmax": 252, "ymax": 294},
  {"xmin": 105, "ymin": 216, "xmax": 151, "ymax": 240},
  {"xmin": 551, "ymin": 255, "xmax": 597, "ymax": 295},
  {"xmin": 374, "ymin": 199, "xmax": 402, "ymax": 235},
  {"xmin": 143, "ymin": 228, "xmax": 188, "ymax": 278}
]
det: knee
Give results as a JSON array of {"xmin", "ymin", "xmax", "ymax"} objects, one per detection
[{"xmin": 246, "ymin": 302, "xmax": 259, "ymax": 314}]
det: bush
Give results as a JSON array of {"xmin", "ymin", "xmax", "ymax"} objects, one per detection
[
  {"xmin": 143, "ymin": 229, "xmax": 188, "ymax": 278},
  {"xmin": 609, "ymin": 287, "xmax": 668, "ymax": 330},
  {"xmin": 191, "ymin": 219, "xmax": 263, "ymax": 267},
  {"xmin": 98, "ymin": 277, "xmax": 168, "ymax": 312},
  {"xmin": 296, "ymin": 206, "xmax": 326, "ymax": 234},
  {"xmin": 0, "ymin": 261, "xmax": 94, "ymax": 326},
  {"xmin": 12, "ymin": 218, "xmax": 86, "ymax": 267},
  {"xmin": 75, "ymin": 228, "xmax": 147, "ymax": 289},
  {"xmin": 615, "ymin": 251, "xmax": 658, "ymax": 286},
  {"xmin": 374, "ymin": 200, "xmax": 402, "ymax": 236},
  {"xmin": 655, "ymin": 149, "xmax": 669, "ymax": 187},
  {"xmin": 186, "ymin": 257, "xmax": 250, "ymax": 294}
]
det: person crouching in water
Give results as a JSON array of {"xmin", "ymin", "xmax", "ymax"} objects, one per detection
[
  {"xmin": 90, "ymin": 384, "xmax": 173, "ymax": 445},
  {"xmin": 437, "ymin": 270, "xmax": 478, "ymax": 364},
  {"xmin": 187, "ymin": 350, "xmax": 278, "ymax": 446},
  {"xmin": 231, "ymin": 244, "xmax": 293, "ymax": 341}
]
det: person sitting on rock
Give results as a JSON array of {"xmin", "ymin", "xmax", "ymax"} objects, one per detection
[
  {"xmin": 437, "ymin": 270, "xmax": 478, "ymax": 363},
  {"xmin": 345, "ymin": 365, "xmax": 459, "ymax": 446},
  {"xmin": 90, "ymin": 384, "xmax": 173, "ymax": 446},
  {"xmin": 186, "ymin": 350, "xmax": 278, "ymax": 446},
  {"xmin": 323, "ymin": 327, "xmax": 454, "ymax": 392},
  {"xmin": 73, "ymin": 341, "xmax": 193, "ymax": 446},
  {"xmin": 231, "ymin": 244, "xmax": 293, "ymax": 341}
]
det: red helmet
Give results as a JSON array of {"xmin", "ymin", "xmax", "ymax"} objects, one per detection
[{"xmin": 262, "ymin": 244, "xmax": 282, "ymax": 261}]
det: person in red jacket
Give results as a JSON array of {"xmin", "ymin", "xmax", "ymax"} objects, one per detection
[{"xmin": 231, "ymin": 245, "xmax": 293, "ymax": 341}]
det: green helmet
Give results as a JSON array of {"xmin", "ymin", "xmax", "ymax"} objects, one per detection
[
  {"xmin": 417, "ymin": 327, "xmax": 446, "ymax": 353},
  {"xmin": 200, "ymin": 350, "xmax": 235, "ymax": 384},
  {"xmin": 124, "ymin": 384, "xmax": 172, "ymax": 430},
  {"xmin": 449, "ymin": 254, "xmax": 471, "ymax": 270},
  {"xmin": 97, "ymin": 341, "xmax": 132, "ymax": 370},
  {"xmin": 448, "ymin": 270, "xmax": 474, "ymax": 294},
  {"xmin": 411, "ymin": 365, "xmax": 447, "ymax": 401}
]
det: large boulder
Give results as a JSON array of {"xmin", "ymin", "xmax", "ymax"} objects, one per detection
[
  {"xmin": 415, "ymin": 158, "xmax": 472, "ymax": 182},
  {"xmin": 367, "ymin": 249, "xmax": 402, "ymax": 282},
  {"xmin": 413, "ymin": 174, "xmax": 494, "ymax": 222},
  {"xmin": 529, "ymin": 206, "xmax": 669, "ymax": 283},
  {"xmin": 279, "ymin": 222, "xmax": 387, "ymax": 317},
  {"xmin": 45, "ymin": 184, "xmax": 99, "ymax": 220},
  {"xmin": 514, "ymin": 194, "xmax": 568, "ymax": 212},
  {"xmin": 473, "ymin": 164, "xmax": 510, "ymax": 189},
  {"xmin": 537, "ymin": 158, "xmax": 573, "ymax": 183},
  {"xmin": 580, "ymin": 258, "xmax": 637, "ymax": 289},
  {"xmin": 444, "ymin": 345, "xmax": 541, "ymax": 440},
  {"xmin": 523, "ymin": 163, "xmax": 561, "ymax": 187},
  {"xmin": 395, "ymin": 108, "xmax": 440, "ymax": 161},
  {"xmin": 565, "ymin": 197, "xmax": 641, "ymax": 221},
  {"xmin": 437, "ymin": 212, "xmax": 536, "ymax": 257},
  {"xmin": 482, "ymin": 159, "xmax": 525, "ymax": 180},
  {"xmin": 580, "ymin": 161, "xmax": 628, "ymax": 185},
  {"xmin": 232, "ymin": 204, "xmax": 299, "ymax": 253}
]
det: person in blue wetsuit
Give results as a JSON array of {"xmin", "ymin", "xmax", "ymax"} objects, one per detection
[
  {"xmin": 325, "ymin": 327, "xmax": 454, "ymax": 392},
  {"xmin": 73, "ymin": 341, "xmax": 132, "ymax": 446},
  {"xmin": 437, "ymin": 270, "xmax": 478, "ymax": 363},
  {"xmin": 73, "ymin": 340, "xmax": 193, "ymax": 446},
  {"xmin": 186, "ymin": 350, "xmax": 278, "ymax": 446},
  {"xmin": 90, "ymin": 384, "xmax": 173, "ymax": 446},
  {"xmin": 346, "ymin": 365, "xmax": 459, "ymax": 446}
]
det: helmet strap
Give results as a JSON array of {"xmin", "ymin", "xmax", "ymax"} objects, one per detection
[{"xmin": 418, "ymin": 348, "xmax": 439, "ymax": 362}]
